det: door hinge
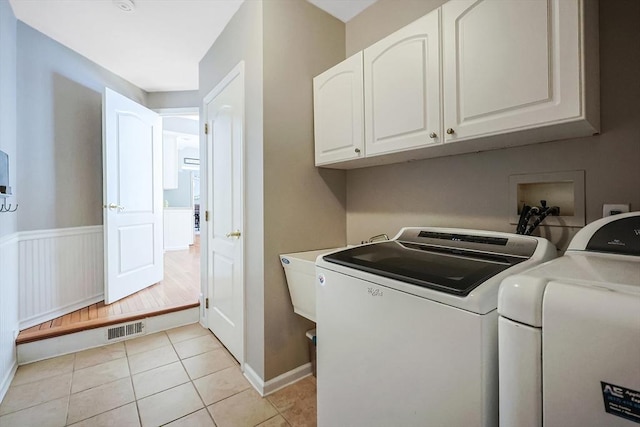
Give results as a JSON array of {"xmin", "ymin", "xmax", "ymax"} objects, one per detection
[
  {"xmin": 205, "ymin": 211, "xmax": 210, "ymax": 222},
  {"xmin": 205, "ymin": 298, "xmax": 209, "ymax": 309},
  {"xmin": 204, "ymin": 123, "xmax": 209, "ymax": 135}
]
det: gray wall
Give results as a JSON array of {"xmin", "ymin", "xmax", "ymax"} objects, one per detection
[
  {"xmin": 164, "ymin": 170, "xmax": 192, "ymax": 208},
  {"xmin": 262, "ymin": 0, "xmax": 346, "ymax": 380},
  {"xmin": 16, "ymin": 23, "xmax": 146, "ymax": 231},
  {"xmin": 0, "ymin": 0, "xmax": 19, "ymax": 403},
  {"xmin": 199, "ymin": 0, "xmax": 347, "ymax": 382},
  {"xmin": 0, "ymin": 0, "xmax": 17, "ymax": 239},
  {"xmin": 147, "ymin": 90, "xmax": 199, "ymax": 110},
  {"xmin": 164, "ymin": 117, "xmax": 199, "ymax": 135},
  {"xmin": 344, "ymin": 0, "xmax": 640, "ymax": 251},
  {"xmin": 199, "ymin": 0, "xmax": 266, "ymax": 379},
  {"xmin": 164, "ymin": 146, "xmax": 199, "ymax": 208},
  {"xmin": 346, "ymin": 0, "xmax": 447, "ymax": 56}
]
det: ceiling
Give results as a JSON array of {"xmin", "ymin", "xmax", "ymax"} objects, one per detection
[
  {"xmin": 307, "ymin": 0, "xmax": 377, "ymax": 22},
  {"xmin": 9, "ymin": 0, "xmax": 377, "ymax": 93}
]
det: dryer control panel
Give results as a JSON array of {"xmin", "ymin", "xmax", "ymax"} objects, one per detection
[
  {"xmin": 586, "ymin": 215, "xmax": 640, "ymax": 256},
  {"xmin": 568, "ymin": 212, "xmax": 640, "ymax": 256}
]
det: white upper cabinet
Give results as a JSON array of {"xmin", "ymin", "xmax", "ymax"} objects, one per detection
[
  {"xmin": 364, "ymin": 9, "xmax": 441, "ymax": 156},
  {"xmin": 312, "ymin": 0, "xmax": 598, "ymax": 169},
  {"xmin": 314, "ymin": 52, "xmax": 364, "ymax": 166},
  {"xmin": 442, "ymin": 0, "xmax": 598, "ymax": 142}
]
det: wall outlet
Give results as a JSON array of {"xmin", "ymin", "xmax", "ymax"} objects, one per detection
[{"xmin": 602, "ymin": 204, "xmax": 630, "ymax": 217}]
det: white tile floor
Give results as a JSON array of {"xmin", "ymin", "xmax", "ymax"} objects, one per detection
[{"xmin": 0, "ymin": 323, "xmax": 317, "ymax": 427}]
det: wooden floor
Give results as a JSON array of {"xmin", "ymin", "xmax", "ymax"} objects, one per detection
[{"xmin": 17, "ymin": 236, "xmax": 201, "ymax": 344}]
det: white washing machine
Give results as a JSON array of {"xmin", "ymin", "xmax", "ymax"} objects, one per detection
[
  {"xmin": 315, "ymin": 227, "xmax": 556, "ymax": 427},
  {"xmin": 498, "ymin": 212, "xmax": 640, "ymax": 427}
]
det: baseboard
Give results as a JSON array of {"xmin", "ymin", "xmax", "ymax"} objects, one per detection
[
  {"xmin": 17, "ymin": 307, "xmax": 199, "ymax": 364},
  {"xmin": 0, "ymin": 360, "xmax": 17, "ymax": 403},
  {"xmin": 144, "ymin": 307, "xmax": 200, "ymax": 335},
  {"xmin": 243, "ymin": 363, "xmax": 264, "ymax": 394},
  {"xmin": 244, "ymin": 362, "xmax": 312, "ymax": 397},
  {"xmin": 19, "ymin": 295, "xmax": 104, "ymax": 330}
]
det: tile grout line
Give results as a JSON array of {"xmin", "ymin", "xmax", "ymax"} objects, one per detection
[
  {"xmin": 179, "ymin": 329, "xmax": 217, "ymax": 418},
  {"xmin": 169, "ymin": 329, "xmax": 211, "ymax": 426},
  {"xmin": 184, "ymin": 330, "xmax": 245, "ymax": 423},
  {"xmin": 66, "ymin": 337, "xmax": 148, "ymax": 425},
  {"xmin": 64, "ymin": 330, "xmax": 220, "ymax": 425},
  {"xmin": 6, "ymin": 325, "xmax": 307, "ymax": 427},
  {"xmin": 125, "ymin": 339, "xmax": 144, "ymax": 427},
  {"xmin": 65, "ymin": 353, "xmax": 76, "ymax": 426},
  {"xmin": 0, "ymin": 354, "xmax": 76, "ymax": 420},
  {"xmin": 265, "ymin": 392, "xmax": 295, "ymax": 427},
  {"xmin": 2, "ymin": 333, "xmax": 144, "ymax": 424},
  {"xmin": 65, "ymin": 345, "xmax": 137, "ymax": 426},
  {"xmin": 129, "ymin": 330, "xmax": 189, "ymax": 426},
  {"xmin": 0, "ymin": 374, "xmax": 67, "ymax": 416},
  {"xmin": 171, "ymin": 327, "xmax": 271, "ymax": 426}
]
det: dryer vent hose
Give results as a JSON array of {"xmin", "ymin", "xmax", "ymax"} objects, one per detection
[{"xmin": 516, "ymin": 200, "xmax": 559, "ymax": 235}]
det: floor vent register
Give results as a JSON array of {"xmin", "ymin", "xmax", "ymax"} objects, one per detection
[{"xmin": 106, "ymin": 320, "xmax": 145, "ymax": 341}]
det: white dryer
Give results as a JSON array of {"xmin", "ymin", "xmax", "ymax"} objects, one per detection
[{"xmin": 498, "ymin": 212, "xmax": 640, "ymax": 427}]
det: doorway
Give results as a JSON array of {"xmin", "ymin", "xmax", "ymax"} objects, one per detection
[
  {"xmin": 16, "ymin": 105, "xmax": 203, "ymax": 345},
  {"xmin": 159, "ymin": 108, "xmax": 202, "ymax": 299}
]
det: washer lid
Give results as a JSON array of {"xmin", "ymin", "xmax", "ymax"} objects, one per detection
[{"xmin": 323, "ymin": 240, "xmax": 530, "ymax": 296}]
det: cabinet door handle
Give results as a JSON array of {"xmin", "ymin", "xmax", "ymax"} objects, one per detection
[
  {"xmin": 354, "ymin": 148, "xmax": 361, "ymax": 154},
  {"xmin": 429, "ymin": 132, "xmax": 437, "ymax": 139},
  {"xmin": 446, "ymin": 128, "xmax": 455, "ymax": 135}
]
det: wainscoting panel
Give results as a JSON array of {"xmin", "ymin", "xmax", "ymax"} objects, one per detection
[
  {"xmin": 0, "ymin": 233, "xmax": 19, "ymax": 402},
  {"xmin": 18, "ymin": 226, "xmax": 104, "ymax": 330}
]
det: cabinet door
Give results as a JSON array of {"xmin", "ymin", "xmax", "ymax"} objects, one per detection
[
  {"xmin": 442, "ymin": 0, "xmax": 582, "ymax": 142},
  {"xmin": 364, "ymin": 9, "xmax": 441, "ymax": 157},
  {"xmin": 313, "ymin": 52, "xmax": 364, "ymax": 166}
]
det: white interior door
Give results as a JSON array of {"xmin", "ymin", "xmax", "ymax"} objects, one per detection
[
  {"xmin": 205, "ymin": 62, "xmax": 244, "ymax": 363},
  {"xmin": 103, "ymin": 88, "xmax": 163, "ymax": 304}
]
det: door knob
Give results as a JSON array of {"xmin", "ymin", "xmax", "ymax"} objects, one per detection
[
  {"xmin": 354, "ymin": 148, "xmax": 361, "ymax": 154},
  {"xmin": 226, "ymin": 230, "xmax": 242, "ymax": 239},
  {"xmin": 429, "ymin": 132, "xmax": 437, "ymax": 139},
  {"xmin": 446, "ymin": 128, "xmax": 455, "ymax": 135},
  {"xmin": 106, "ymin": 203, "xmax": 125, "ymax": 211}
]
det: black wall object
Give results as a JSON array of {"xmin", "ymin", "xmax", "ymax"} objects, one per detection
[{"xmin": 0, "ymin": 150, "xmax": 10, "ymax": 195}]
